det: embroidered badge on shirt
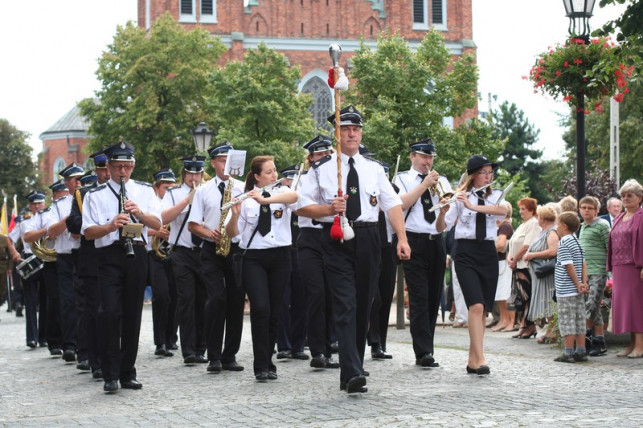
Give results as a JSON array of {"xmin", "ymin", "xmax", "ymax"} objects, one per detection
[
  {"xmin": 273, "ymin": 209, "xmax": 283, "ymax": 219},
  {"xmin": 370, "ymin": 195, "xmax": 377, "ymax": 206}
]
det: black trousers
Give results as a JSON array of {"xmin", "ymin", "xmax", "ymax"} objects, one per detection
[
  {"xmin": 368, "ymin": 243, "xmax": 397, "ymax": 351},
  {"xmin": 277, "ymin": 247, "xmax": 307, "ymax": 353},
  {"xmin": 402, "ymin": 233, "xmax": 446, "ymax": 358},
  {"xmin": 21, "ymin": 262, "xmax": 42, "ymax": 344},
  {"xmin": 149, "ymin": 252, "xmax": 173, "ymax": 347},
  {"xmin": 321, "ymin": 224, "xmax": 380, "ymax": 382},
  {"xmin": 171, "ymin": 247, "xmax": 206, "ymax": 357},
  {"xmin": 96, "ymin": 244, "xmax": 147, "ymax": 383},
  {"xmin": 78, "ymin": 240, "xmax": 102, "ymax": 370},
  {"xmin": 243, "ymin": 247, "xmax": 291, "ymax": 375},
  {"xmin": 201, "ymin": 241, "xmax": 245, "ymax": 363},
  {"xmin": 298, "ymin": 228, "xmax": 334, "ymax": 357},
  {"xmin": 57, "ymin": 253, "xmax": 79, "ymax": 352},
  {"xmin": 42, "ymin": 261, "xmax": 62, "ymax": 350}
]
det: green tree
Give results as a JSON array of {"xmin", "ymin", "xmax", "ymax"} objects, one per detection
[
  {"xmin": 208, "ymin": 43, "xmax": 316, "ymax": 172},
  {"xmin": 490, "ymin": 101, "xmax": 551, "ymax": 202},
  {"xmin": 0, "ymin": 119, "xmax": 39, "ymax": 206},
  {"xmin": 562, "ymin": 78, "xmax": 642, "ymax": 184},
  {"xmin": 597, "ymin": 0, "xmax": 643, "ymax": 67},
  {"xmin": 345, "ymin": 30, "xmax": 503, "ymax": 180},
  {"xmin": 79, "ymin": 13, "xmax": 227, "ymax": 180}
]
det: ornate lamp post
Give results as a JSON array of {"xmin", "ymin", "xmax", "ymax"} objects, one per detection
[
  {"xmin": 563, "ymin": 0, "xmax": 595, "ymax": 199},
  {"xmin": 191, "ymin": 122, "xmax": 214, "ymax": 153}
]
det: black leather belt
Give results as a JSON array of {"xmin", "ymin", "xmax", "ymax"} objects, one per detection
[
  {"xmin": 322, "ymin": 221, "xmax": 378, "ymax": 229},
  {"xmin": 174, "ymin": 245, "xmax": 201, "ymax": 252},
  {"xmin": 406, "ymin": 231, "xmax": 442, "ymax": 240}
]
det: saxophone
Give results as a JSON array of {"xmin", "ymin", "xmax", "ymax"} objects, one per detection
[{"xmin": 215, "ymin": 180, "xmax": 233, "ymax": 256}]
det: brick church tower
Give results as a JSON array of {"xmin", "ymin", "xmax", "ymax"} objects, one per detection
[{"xmin": 138, "ymin": 0, "xmax": 476, "ymax": 126}]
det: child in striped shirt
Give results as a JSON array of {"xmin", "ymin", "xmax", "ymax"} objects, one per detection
[{"xmin": 554, "ymin": 212, "xmax": 589, "ymax": 363}]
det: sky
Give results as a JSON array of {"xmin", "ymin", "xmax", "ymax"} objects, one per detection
[{"xmin": 0, "ymin": 0, "xmax": 627, "ymax": 162}]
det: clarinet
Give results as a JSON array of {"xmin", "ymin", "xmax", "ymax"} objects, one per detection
[{"xmin": 120, "ymin": 176, "xmax": 136, "ymax": 259}]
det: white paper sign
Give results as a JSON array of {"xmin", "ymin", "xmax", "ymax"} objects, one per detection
[{"xmin": 224, "ymin": 149, "xmax": 247, "ymax": 177}]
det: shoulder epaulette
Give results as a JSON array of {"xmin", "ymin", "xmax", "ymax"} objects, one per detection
[
  {"xmin": 38, "ymin": 207, "xmax": 51, "ymax": 214},
  {"xmin": 89, "ymin": 183, "xmax": 107, "ymax": 193},
  {"xmin": 53, "ymin": 195, "xmax": 68, "ymax": 204},
  {"xmin": 134, "ymin": 180, "xmax": 153, "ymax": 187},
  {"xmin": 311, "ymin": 155, "xmax": 332, "ymax": 169},
  {"xmin": 166, "ymin": 185, "xmax": 181, "ymax": 192}
]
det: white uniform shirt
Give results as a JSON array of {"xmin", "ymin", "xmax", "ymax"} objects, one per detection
[
  {"xmin": 46, "ymin": 195, "xmax": 80, "ymax": 254},
  {"xmin": 187, "ymin": 176, "xmax": 244, "ymax": 243},
  {"xmin": 23, "ymin": 208, "xmax": 51, "ymax": 249},
  {"xmin": 295, "ymin": 173, "xmax": 321, "ymax": 230},
  {"xmin": 238, "ymin": 186, "xmax": 296, "ymax": 250},
  {"xmin": 444, "ymin": 188, "xmax": 505, "ymax": 241},
  {"xmin": 394, "ymin": 169, "xmax": 453, "ymax": 234},
  {"xmin": 10, "ymin": 217, "xmax": 33, "ymax": 254},
  {"xmin": 297, "ymin": 152, "xmax": 402, "ymax": 223},
  {"xmin": 81, "ymin": 178, "xmax": 161, "ymax": 249},
  {"xmin": 161, "ymin": 183, "xmax": 200, "ymax": 248}
]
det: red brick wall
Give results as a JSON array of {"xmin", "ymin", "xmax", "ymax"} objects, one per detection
[{"xmin": 39, "ymin": 137, "xmax": 91, "ymax": 185}]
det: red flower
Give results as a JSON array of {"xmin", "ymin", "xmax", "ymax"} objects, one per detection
[
  {"xmin": 613, "ymin": 93, "xmax": 625, "ymax": 102},
  {"xmin": 564, "ymin": 61, "xmax": 569, "ymax": 67},
  {"xmin": 555, "ymin": 70, "xmax": 561, "ymax": 77},
  {"xmin": 563, "ymin": 94, "xmax": 573, "ymax": 102},
  {"xmin": 573, "ymin": 59, "xmax": 583, "ymax": 65}
]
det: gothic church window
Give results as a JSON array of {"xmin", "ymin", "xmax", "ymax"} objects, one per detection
[{"xmin": 301, "ymin": 76, "xmax": 332, "ymax": 130}]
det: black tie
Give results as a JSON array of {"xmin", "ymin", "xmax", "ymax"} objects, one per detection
[
  {"xmin": 476, "ymin": 191, "xmax": 486, "ymax": 242},
  {"xmin": 218, "ymin": 181, "xmax": 225, "ymax": 207},
  {"xmin": 346, "ymin": 157, "xmax": 361, "ymax": 221},
  {"xmin": 418, "ymin": 174, "xmax": 436, "ymax": 224},
  {"xmin": 257, "ymin": 191, "xmax": 272, "ymax": 236}
]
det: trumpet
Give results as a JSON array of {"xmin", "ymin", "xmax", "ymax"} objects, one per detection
[
  {"xmin": 427, "ymin": 169, "xmax": 454, "ymax": 201},
  {"xmin": 428, "ymin": 181, "xmax": 495, "ymax": 213},
  {"xmin": 221, "ymin": 177, "xmax": 286, "ymax": 211}
]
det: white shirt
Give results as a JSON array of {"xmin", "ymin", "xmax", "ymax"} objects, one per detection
[
  {"xmin": 46, "ymin": 195, "xmax": 80, "ymax": 254},
  {"xmin": 444, "ymin": 188, "xmax": 505, "ymax": 241},
  {"xmin": 81, "ymin": 178, "xmax": 161, "ymax": 249},
  {"xmin": 161, "ymin": 183, "xmax": 201, "ymax": 248},
  {"xmin": 23, "ymin": 208, "xmax": 51, "ymax": 250},
  {"xmin": 297, "ymin": 152, "xmax": 402, "ymax": 223},
  {"xmin": 238, "ymin": 186, "xmax": 296, "ymax": 250},
  {"xmin": 394, "ymin": 168, "xmax": 453, "ymax": 234},
  {"xmin": 10, "ymin": 217, "xmax": 33, "ymax": 254},
  {"xmin": 188, "ymin": 176, "xmax": 244, "ymax": 243}
]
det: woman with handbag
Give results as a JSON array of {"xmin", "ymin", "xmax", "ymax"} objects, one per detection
[
  {"xmin": 523, "ymin": 205, "xmax": 559, "ymax": 340},
  {"xmin": 226, "ymin": 156, "xmax": 298, "ymax": 381},
  {"xmin": 507, "ymin": 198, "xmax": 541, "ymax": 336}
]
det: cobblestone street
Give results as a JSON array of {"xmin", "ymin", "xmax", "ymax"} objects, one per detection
[{"xmin": 1, "ymin": 304, "xmax": 641, "ymax": 427}]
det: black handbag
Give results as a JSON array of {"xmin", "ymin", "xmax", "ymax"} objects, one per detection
[
  {"xmin": 531, "ymin": 257, "xmax": 556, "ymax": 278},
  {"xmin": 232, "ymin": 226, "xmax": 259, "ymax": 289}
]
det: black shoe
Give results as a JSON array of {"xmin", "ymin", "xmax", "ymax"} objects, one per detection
[
  {"xmin": 476, "ymin": 365, "xmax": 490, "ymax": 375},
  {"xmin": 184, "ymin": 354, "xmax": 197, "ymax": 364},
  {"xmin": 92, "ymin": 369, "xmax": 103, "ymax": 379},
  {"xmin": 62, "ymin": 349, "xmax": 76, "ymax": 362},
  {"xmin": 155, "ymin": 345, "xmax": 173, "ymax": 357},
  {"xmin": 340, "ymin": 375, "xmax": 367, "ymax": 393},
  {"xmin": 15, "ymin": 307, "xmax": 23, "ymax": 317},
  {"xmin": 207, "ymin": 360, "xmax": 222, "ymax": 373},
  {"xmin": 292, "ymin": 351, "xmax": 309, "ymax": 360},
  {"xmin": 267, "ymin": 371, "xmax": 278, "ymax": 380},
  {"xmin": 255, "ymin": 371, "xmax": 269, "ymax": 381},
  {"xmin": 416, "ymin": 353, "xmax": 435, "ymax": 367},
  {"xmin": 168, "ymin": 342, "xmax": 178, "ymax": 350},
  {"xmin": 76, "ymin": 360, "xmax": 91, "ymax": 371},
  {"xmin": 222, "ymin": 361, "xmax": 244, "ymax": 371},
  {"xmin": 588, "ymin": 337, "xmax": 607, "ymax": 356},
  {"xmin": 466, "ymin": 365, "xmax": 477, "ymax": 374},
  {"xmin": 310, "ymin": 354, "xmax": 326, "ymax": 369},
  {"xmin": 325, "ymin": 356, "xmax": 340, "ymax": 369},
  {"xmin": 103, "ymin": 380, "xmax": 118, "ymax": 392},
  {"xmin": 573, "ymin": 351, "xmax": 588, "ymax": 362},
  {"xmin": 371, "ymin": 346, "xmax": 393, "ymax": 360},
  {"xmin": 120, "ymin": 379, "xmax": 143, "ymax": 390},
  {"xmin": 362, "ymin": 370, "xmax": 369, "ymax": 377},
  {"xmin": 27, "ymin": 341, "xmax": 37, "ymax": 349},
  {"xmin": 39, "ymin": 341, "xmax": 48, "ymax": 348},
  {"xmin": 50, "ymin": 348, "xmax": 62, "ymax": 356},
  {"xmin": 195, "ymin": 354, "xmax": 208, "ymax": 363},
  {"xmin": 276, "ymin": 350, "xmax": 292, "ymax": 359}
]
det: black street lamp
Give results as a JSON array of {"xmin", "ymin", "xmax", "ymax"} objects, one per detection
[
  {"xmin": 563, "ymin": 0, "xmax": 595, "ymax": 200},
  {"xmin": 191, "ymin": 122, "xmax": 214, "ymax": 153}
]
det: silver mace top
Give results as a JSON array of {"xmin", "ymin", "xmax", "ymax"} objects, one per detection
[{"xmin": 329, "ymin": 43, "xmax": 342, "ymax": 67}]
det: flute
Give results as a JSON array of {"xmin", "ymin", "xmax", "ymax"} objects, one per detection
[
  {"xmin": 428, "ymin": 181, "xmax": 495, "ymax": 213},
  {"xmin": 221, "ymin": 177, "xmax": 286, "ymax": 211}
]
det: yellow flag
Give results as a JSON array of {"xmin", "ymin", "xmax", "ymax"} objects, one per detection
[{"xmin": 1, "ymin": 198, "xmax": 7, "ymax": 236}]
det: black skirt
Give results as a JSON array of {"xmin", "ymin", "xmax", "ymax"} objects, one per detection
[{"xmin": 453, "ymin": 239, "xmax": 499, "ymax": 311}]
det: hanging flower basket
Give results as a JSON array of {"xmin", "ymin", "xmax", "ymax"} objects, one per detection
[{"xmin": 527, "ymin": 36, "xmax": 632, "ymax": 114}]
